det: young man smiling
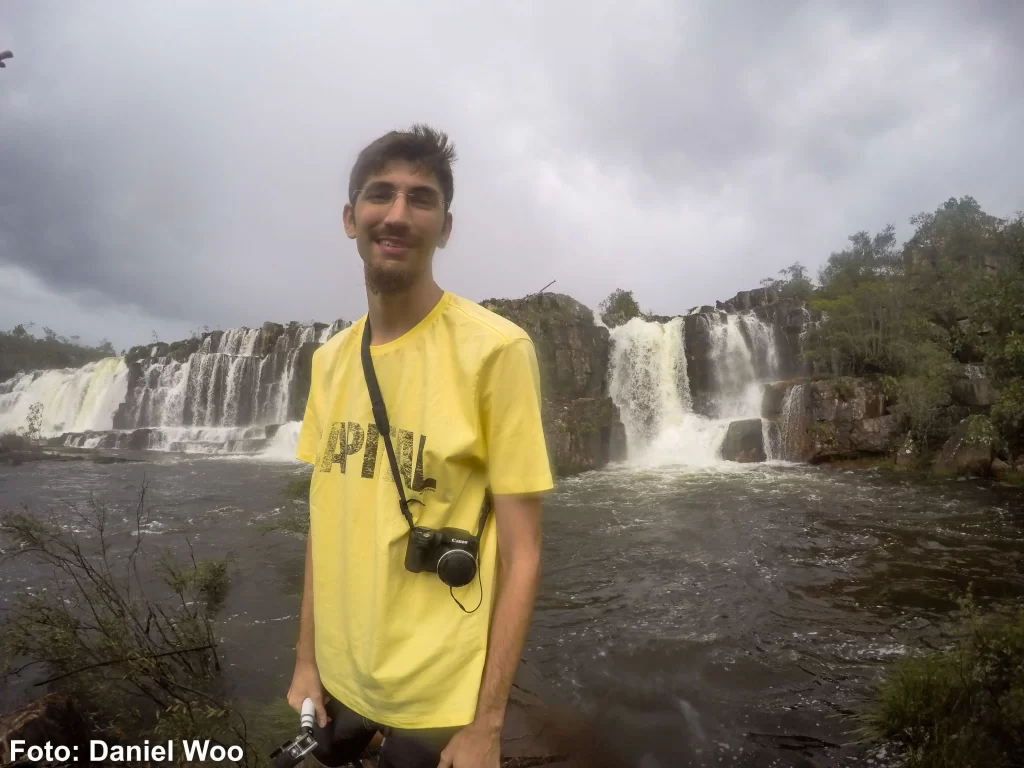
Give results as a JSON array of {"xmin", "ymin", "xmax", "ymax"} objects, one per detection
[{"xmin": 287, "ymin": 125, "xmax": 553, "ymax": 768}]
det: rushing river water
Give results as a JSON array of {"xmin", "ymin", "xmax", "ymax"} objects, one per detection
[{"xmin": 1, "ymin": 456, "xmax": 1022, "ymax": 767}]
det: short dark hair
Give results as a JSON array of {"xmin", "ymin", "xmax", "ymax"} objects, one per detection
[{"xmin": 348, "ymin": 124, "xmax": 457, "ymax": 208}]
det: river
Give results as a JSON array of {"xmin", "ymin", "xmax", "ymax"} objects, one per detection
[{"xmin": 2, "ymin": 455, "xmax": 1021, "ymax": 767}]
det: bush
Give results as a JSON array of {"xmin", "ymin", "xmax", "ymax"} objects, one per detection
[
  {"xmin": 860, "ymin": 592, "xmax": 1024, "ymax": 767},
  {"xmin": 599, "ymin": 289, "xmax": 643, "ymax": 329},
  {"xmin": 0, "ymin": 484, "xmax": 267, "ymax": 765}
]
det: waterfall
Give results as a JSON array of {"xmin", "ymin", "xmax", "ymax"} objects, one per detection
[
  {"xmin": 1, "ymin": 318, "xmax": 348, "ymax": 455},
  {"xmin": 772, "ymin": 383, "xmax": 808, "ymax": 461},
  {"xmin": 704, "ymin": 313, "xmax": 781, "ymax": 420},
  {"xmin": 608, "ymin": 310, "xmax": 790, "ymax": 467},
  {"xmin": 0, "ymin": 358, "xmax": 129, "ymax": 436},
  {"xmin": 608, "ymin": 317, "xmax": 689, "ymax": 450},
  {"xmin": 740, "ymin": 314, "xmax": 780, "ymax": 382}
]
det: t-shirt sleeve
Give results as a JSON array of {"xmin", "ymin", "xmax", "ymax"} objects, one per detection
[
  {"xmin": 479, "ymin": 336, "xmax": 554, "ymax": 495},
  {"xmin": 296, "ymin": 350, "xmax": 322, "ymax": 465}
]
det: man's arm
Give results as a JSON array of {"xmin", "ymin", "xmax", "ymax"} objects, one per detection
[
  {"xmin": 297, "ymin": 534, "xmax": 315, "ymax": 662},
  {"xmin": 286, "ymin": 532, "xmax": 331, "ymax": 728},
  {"xmin": 438, "ymin": 492, "xmax": 543, "ymax": 767},
  {"xmin": 472, "ymin": 492, "xmax": 544, "ymax": 731}
]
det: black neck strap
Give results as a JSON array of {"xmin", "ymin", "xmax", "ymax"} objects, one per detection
[
  {"xmin": 361, "ymin": 318, "xmax": 415, "ymax": 530},
  {"xmin": 360, "ymin": 318, "xmax": 492, "ymax": 536}
]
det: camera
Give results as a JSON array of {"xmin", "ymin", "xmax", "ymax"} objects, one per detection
[
  {"xmin": 405, "ymin": 526, "xmax": 480, "ymax": 588},
  {"xmin": 269, "ymin": 698, "xmax": 317, "ymax": 768}
]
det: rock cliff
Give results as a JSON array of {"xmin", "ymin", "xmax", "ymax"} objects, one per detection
[
  {"xmin": 481, "ymin": 293, "xmax": 626, "ymax": 476},
  {"xmin": 760, "ymin": 365, "xmax": 1015, "ymax": 477}
]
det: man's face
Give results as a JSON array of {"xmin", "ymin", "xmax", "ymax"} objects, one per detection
[{"xmin": 343, "ymin": 160, "xmax": 453, "ymax": 295}]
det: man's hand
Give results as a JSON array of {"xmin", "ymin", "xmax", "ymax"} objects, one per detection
[
  {"xmin": 287, "ymin": 659, "xmax": 331, "ymax": 728},
  {"xmin": 437, "ymin": 721, "xmax": 501, "ymax": 768}
]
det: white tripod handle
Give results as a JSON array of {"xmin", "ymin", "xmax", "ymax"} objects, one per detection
[{"xmin": 300, "ymin": 697, "xmax": 316, "ymax": 732}]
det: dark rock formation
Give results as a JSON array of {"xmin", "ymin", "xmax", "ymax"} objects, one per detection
[
  {"xmin": 683, "ymin": 313, "xmax": 719, "ymax": 417},
  {"xmin": 481, "ymin": 293, "xmax": 626, "ymax": 475},
  {"xmin": 543, "ymin": 398, "xmax": 627, "ymax": 476},
  {"xmin": 721, "ymin": 419, "xmax": 766, "ymax": 462},
  {"xmin": 761, "ymin": 378, "xmax": 904, "ymax": 463},
  {"xmin": 682, "ymin": 288, "xmax": 821, "ymax": 419}
]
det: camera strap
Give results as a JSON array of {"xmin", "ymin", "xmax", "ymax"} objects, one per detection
[
  {"xmin": 361, "ymin": 318, "xmax": 415, "ymax": 530},
  {"xmin": 360, "ymin": 317, "xmax": 492, "ymax": 536}
]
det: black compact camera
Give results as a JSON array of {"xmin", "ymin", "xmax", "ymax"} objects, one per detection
[{"xmin": 405, "ymin": 526, "xmax": 480, "ymax": 587}]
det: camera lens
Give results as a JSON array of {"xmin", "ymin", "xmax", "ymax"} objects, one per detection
[{"xmin": 437, "ymin": 550, "xmax": 476, "ymax": 588}]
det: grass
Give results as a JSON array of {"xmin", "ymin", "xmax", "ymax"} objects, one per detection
[{"xmin": 859, "ymin": 592, "xmax": 1024, "ymax": 767}]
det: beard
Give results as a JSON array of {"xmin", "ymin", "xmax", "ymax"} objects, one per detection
[{"xmin": 363, "ymin": 257, "xmax": 422, "ymax": 295}]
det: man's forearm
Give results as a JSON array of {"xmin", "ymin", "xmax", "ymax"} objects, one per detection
[
  {"xmin": 473, "ymin": 547, "xmax": 541, "ymax": 730},
  {"xmin": 296, "ymin": 533, "xmax": 316, "ymax": 663}
]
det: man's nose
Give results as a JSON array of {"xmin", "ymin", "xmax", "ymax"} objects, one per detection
[{"xmin": 382, "ymin": 193, "xmax": 413, "ymax": 225}]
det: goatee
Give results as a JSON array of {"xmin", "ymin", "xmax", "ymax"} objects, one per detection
[{"xmin": 364, "ymin": 261, "xmax": 419, "ymax": 295}]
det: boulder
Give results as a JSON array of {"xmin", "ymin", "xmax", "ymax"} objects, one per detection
[
  {"xmin": 933, "ymin": 416, "xmax": 998, "ymax": 477},
  {"xmin": 991, "ymin": 458, "xmax": 1012, "ymax": 480},
  {"xmin": 0, "ymin": 694, "xmax": 91, "ymax": 766},
  {"xmin": 721, "ymin": 419, "xmax": 766, "ymax": 462},
  {"xmin": 850, "ymin": 414, "xmax": 902, "ymax": 454},
  {"xmin": 951, "ymin": 366, "xmax": 996, "ymax": 408}
]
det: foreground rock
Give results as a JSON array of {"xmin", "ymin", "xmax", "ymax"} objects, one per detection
[
  {"xmin": 721, "ymin": 419, "xmax": 766, "ymax": 462},
  {"xmin": 482, "ymin": 293, "xmax": 627, "ymax": 475}
]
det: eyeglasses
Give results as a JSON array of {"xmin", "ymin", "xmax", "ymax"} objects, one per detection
[{"xmin": 353, "ymin": 183, "xmax": 448, "ymax": 213}]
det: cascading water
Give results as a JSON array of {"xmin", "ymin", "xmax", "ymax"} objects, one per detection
[
  {"xmin": 764, "ymin": 384, "xmax": 808, "ymax": 462},
  {"xmin": 740, "ymin": 314, "xmax": 780, "ymax": 383},
  {"xmin": 0, "ymin": 358, "xmax": 130, "ymax": 436},
  {"xmin": 2, "ymin": 319, "xmax": 349, "ymax": 455},
  {"xmin": 608, "ymin": 311, "xmax": 786, "ymax": 467}
]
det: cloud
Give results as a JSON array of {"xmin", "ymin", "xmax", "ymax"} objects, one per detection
[{"xmin": 1, "ymin": 0, "xmax": 1022, "ymax": 348}]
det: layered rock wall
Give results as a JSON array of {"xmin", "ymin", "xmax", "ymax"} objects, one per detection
[{"xmin": 481, "ymin": 294, "xmax": 627, "ymax": 476}]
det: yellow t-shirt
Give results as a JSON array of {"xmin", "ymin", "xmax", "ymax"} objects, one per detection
[{"xmin": 295, "ymin": 291, "xmax": 554, "ymax": 729}]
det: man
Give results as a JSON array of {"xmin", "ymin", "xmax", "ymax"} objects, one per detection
[{"xmin": 288, "ymin": 125, "xmax": 553, "ymax": 768}]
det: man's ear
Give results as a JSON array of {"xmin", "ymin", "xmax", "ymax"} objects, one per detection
[
  {"xmin": 343, "ymin": 202, "xmax": 357, "ymax": 240},
  {"xmin": 437, "ymin": 211, "xmax": 453, "ymax": 249}
]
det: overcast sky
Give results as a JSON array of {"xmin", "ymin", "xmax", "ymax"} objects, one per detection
[{"xmin": 2, "ymin": 0, "xmax": 1021, "ymax": 351}]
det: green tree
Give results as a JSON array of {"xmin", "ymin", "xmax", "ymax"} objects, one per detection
[
  {"xmin": 599, "ymin": 288, "xmax": 643, "ymax": 328},
  {"xmin": 960, "ymin": 213, "xmax": 1024, "ymax": 453},
  {"xmin": 776, "ymin": 262, "xmax": 814, "ymax": 300},
  {"xmin": 818, "ymin": 225, "xmax": 902, "ymax": 295}
]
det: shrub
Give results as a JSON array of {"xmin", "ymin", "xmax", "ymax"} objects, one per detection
[
  {"xmin": 0, "ymin": 484, "xmax": 266, "ymax": 765},
  {"xmin": 860, "ymin": 592, "xmax": 1024, "ymax": 767}
]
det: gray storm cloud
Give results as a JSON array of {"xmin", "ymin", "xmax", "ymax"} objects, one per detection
[{"xmin": 1, "ymin": 0, "xmax": 1021, "ymax": 350}]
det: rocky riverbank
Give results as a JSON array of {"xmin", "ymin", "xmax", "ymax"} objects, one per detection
[{"xmin": 753, "ymin": 371, "xmax": 1024, "ymax": 479}]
